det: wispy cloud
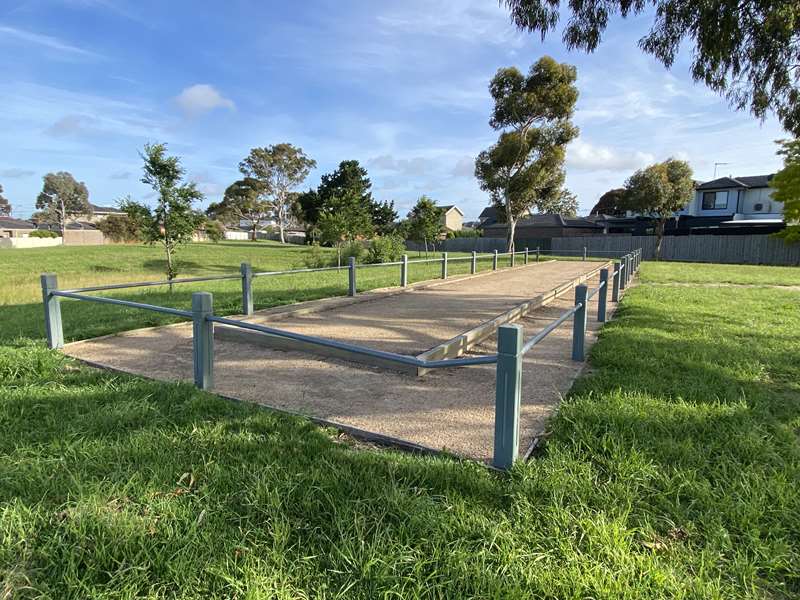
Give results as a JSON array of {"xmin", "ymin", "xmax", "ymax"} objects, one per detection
[
  {"xmin": 0, "ymin": 25, "xmax": 101, "ymax": 59},
  {"xmin": 567, "ymin": 139, "xmax": 654, "ymax": 172},
  {"xmin": 0, "ymin": 168, "xmax": 36, "ymax": 178}
]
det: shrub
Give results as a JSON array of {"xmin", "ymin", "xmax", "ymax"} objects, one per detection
[
  {"xmin": 96, "ymin": 215, "xmax": 141, "ymax": 243},
  {"xmin": 365, "ymin": 235, "xmax": 406, "ymax": 263},
  {"xmin": 204, "ymin": 220, "xmax": 226, "ymax": 243},
  {"xmin": 302, "ymin": 243, "xmax": 331, "ymax": 269},
  {"xmin": 340, "ymin": 241, "xmax": 365, "ymax": 264},
  {"xmin": 29, "ymin": 230, "xmax": 59, "ymax": 238},
  {"xmin": 448, "ymin": 227, "xmax": 480, "ymax": 239}
]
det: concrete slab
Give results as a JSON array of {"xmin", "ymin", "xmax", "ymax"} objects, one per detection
[{"xmin": 63, "ymin": 263, "xmax": 617, "ymax": 463}]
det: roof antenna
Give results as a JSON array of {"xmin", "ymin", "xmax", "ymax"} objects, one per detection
[{"xmin": 713, "ymin": 162, "xmax": 731, "ymax": 178}]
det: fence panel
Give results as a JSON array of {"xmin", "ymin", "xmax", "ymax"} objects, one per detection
[{"xmin": 550, "ymin": 234, "xmax": 800, "ymax": 265}]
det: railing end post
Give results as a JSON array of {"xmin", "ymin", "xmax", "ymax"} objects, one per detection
[
  {"xmin": 572, "ymin": 284, "xmax": 588, "ymax": 361},
  {"xmin": 348, "ymin": 256, "xmax": 357, "ymax": 296},
  {"xmin": 441, "ymin": 252, "xmax": 448, "ymax": 279},
  {"xmin": 493, "ymin": 323, "xmax": 523, "ymax": 470},
  {"xmin": 598, "ymin": 268, "xmax": 609, "ymax": 323},
  {"xmin": 240, "ymin": 262, "xmax": 253, "ymax": 315},
  {"xmin": 41, "ymin": 273, "xmax": 63, "ymax": 349},
  {"xmin": 191, "ymin": 291, "xmax": 214, "ymax": 390},
  {"xmin": 401, "ymin": 254, "xmax": 408, "ymax": 287}
]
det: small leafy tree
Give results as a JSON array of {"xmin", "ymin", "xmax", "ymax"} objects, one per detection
[
  {"xmin": 295, "ymin": 189, "xmax": 323, "ymax": 242},
  {"xmin": 35, "ymin": 172, "xmax": 91, "ymax": 236},
  {"xmin": 407, "ymin": 195, "xmax": 444, "ymax": 255},
  {"xmin": 475, "ymin": 56, "xmax": 579, "ymax": 252},
  {"xmin": 624, "ymin": 158, "xmax": 694, "ymax": 259},
  {"xmin": 96, "ymin": 213, "xmax": 141, "ymax": 243},
  {"xmin": 590, "ymin": 188, "xmax": 628, "ymax": 216},
  {"xmin": 770, "ymin": 138, "xmax": 800, "ymax": 244},
  {"xmin": 318, "ymin": 190, "xmax": 373, "ymax": 266},
  {"xmin": 204, "ymin": 219, "xmax": 226, "ymax": 243},
  {"xmin": 206, "ymin": 177, "xmax": 270, "ymax": 241},
  {"xmin": 371, "ymin": 200, "xmax": 398, "ymax": 235},
  {"xmin": 121, "ymin": 143, "xmax": 204, "ymax": 281},
  {"xmin": 239, "ymin": 144, "xmax": 316, "ymax": 243},
  {"xmin": 0, "ymin": 184, "xmax": 10, "ymax": 217}
]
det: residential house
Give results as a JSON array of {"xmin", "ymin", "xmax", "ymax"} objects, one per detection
[
  {"xmin": 438, "ymin": 205, "xmax": 464, "ymax": 232},
  {"xmin": 0, "ymin": 217, "xmax": 36, "ymax": 238},
  {"xmin": 483, "ymin": 214, "xmax": 604, "ymax": 239},
  {"xmin": 476, "ymin": 206, "xmax": 531, "ymax": 229},
  {"xmin": 80, "ymin": 203, "xmax": 127, "ymax": 224}
]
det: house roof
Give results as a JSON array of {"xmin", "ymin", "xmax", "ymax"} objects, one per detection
[
  {"xmin": 478, "ymin": 206, "xmax": 497, "ymax": 219},
  {"xmin": 0, "ymin": 217, "xmax": 35, "ymax": 229},
  {"xmin": 438, "ymin": 204, "xmax": 464, "ymax": 216},
  {"xmin": 483, "ymin": 213, "xmax": 604, "ymax": 231},
  {"xmin": 89, "ymin": 203, "xmax": 125, "ymax": 213},
  {"xmin": 696, "ymin": 174, "xmax": 774, "ymax": 191},
  {"xmin": 37, "ymin": 221, "xmax": 98, "ymax": 231}
]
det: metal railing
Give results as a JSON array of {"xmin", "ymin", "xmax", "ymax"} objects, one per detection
[{"xmin": 40, "ymin": 249, "xmax": 642, "ymax": 470}]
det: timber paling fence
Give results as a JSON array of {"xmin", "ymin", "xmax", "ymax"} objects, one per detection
[{"xmin": 40, "ymin": 248, "xmax": 642, "ymax": 470}]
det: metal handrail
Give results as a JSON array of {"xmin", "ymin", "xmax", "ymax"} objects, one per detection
[
  {"xmin": 207, "ymin": 315, "xmax": 498, "ymax": 369},
  {"xmin": 252, "ymin": 265, "xmax": 344, "ymax": 276},
  {"xmin": 63, "ymin": 273, "xmax": 242, "ymax": 294},
  {"xmin": 586, "ymin": 278, "xmax": 606, "ymax": 300},
  {"xmin": 52, "ymin": 291, "xmax": 193, "ymax": 318},
  {"xmin": 521, "ymin": 303, "xmax": 581, "ymax": 355}
]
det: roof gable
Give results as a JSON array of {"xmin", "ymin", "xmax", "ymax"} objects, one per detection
[{"xmin": 696, "ymin": 174, "xmax": 774, "ymax": 190}]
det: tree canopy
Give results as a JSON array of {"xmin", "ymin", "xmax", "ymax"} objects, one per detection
[
  {"xmin": 121, "ymin": 143, "xmax": 204, "ymax": 281},
  {"xmin": 624, "ymin": 158, "xmax": 694, "ymax": 258},
  {"xmin": 206, "ymin": 177, "xmax": 271, "ymax": 240},
  {"xmin": 406, "ymin": 195, "xmax": 444, "ymax": 254},
  {"xmin": 35, "ymin": 172, "xmax": 91, "ymax": 235},
  {"xmin": 0, "ymin": 184, "xmax": 10, "ymax": 217},
  {"xmin": 475, "ymin": 56, "xmax": 579, "ymax": 251},
  {"xmin": 770, "ymin": 139, "xmax": 800, "ymax": 244},
  {"xmin": 590, "ymin": 188, "xmax": 628, "ymax": 217},
  {"xmin": 502, "ymin": 0, "xmax": 800, "ymax": 135},
  {"xmin": 239, "ymin": 144, "xmax": 315, "ymax": 243}
]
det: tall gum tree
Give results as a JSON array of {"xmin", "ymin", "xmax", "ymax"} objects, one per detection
[
  {"xmin": 35, "ymin": 172, "xmax": 91, "ymax": 236},
  {"xmin": 475, "ymin": 56, "xmax": 578, "ymax": 252}
]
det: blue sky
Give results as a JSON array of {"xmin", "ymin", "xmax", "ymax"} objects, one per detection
[{"xmin": 0, "ymin": 0, "xmax": 788, "ymax": 220}]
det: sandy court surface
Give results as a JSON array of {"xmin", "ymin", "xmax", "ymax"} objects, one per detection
[
  {"xmin": 64, "ymin": 263, "xmax": 617, "ymax": 463},
  {"xmin": 231, "ymin": 260, "xmax": 606, "ymax": 355}
]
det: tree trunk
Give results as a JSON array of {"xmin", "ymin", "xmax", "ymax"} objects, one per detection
[
  {"xmin": 506, "ymin": 217, "xmax": 517, "ymax": 254},
  {"xmin": 59, "ymin": 199, "xmax": 66, "ymax": 238},
  {"xmin": 655, "ymin": 218, "xmax": 666, "ymax": 261},
  {"xmin": 251, "ymin": 224, "xmax": 258, "ymax": 241}
]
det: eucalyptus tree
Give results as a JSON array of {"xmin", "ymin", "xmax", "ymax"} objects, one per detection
[
  {"xmin": 206, "ymin": 177, "xmax": 270, "ymax": 241},
  {"xmin": 35, "ymin": 172, "xmax": 91, "ymax": 236},
  {"xmin": 624, "ymin": 158, "xmax": 694, "ymax": 259},
  {"xmin": 239, "ymin": 144, "xmax": 316, "ymax": 243},
  {"xmin": 475, "ymin": 56, "xmax": 579, "ymax": 251},
  {"xmin": 503, "ymin": 0, "xmax": 800, "ymax": 135},
  {"xmin": 0, "ymin": 184, "xmax": 10, "ymax": 217}
]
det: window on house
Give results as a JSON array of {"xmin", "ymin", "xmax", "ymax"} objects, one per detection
[{"xmin": 702, "ymin": 190, "xmax": 728, "ymax": 210}]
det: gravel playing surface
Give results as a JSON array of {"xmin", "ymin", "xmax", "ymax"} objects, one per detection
[{"xmin": 64, "ymin": 262, "xmax": 619, "ymax": 463}]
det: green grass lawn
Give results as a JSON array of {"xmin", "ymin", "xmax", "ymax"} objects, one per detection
[{"xmin": 1, "ymin": 244, "xmax": 799, "ymax": 598}]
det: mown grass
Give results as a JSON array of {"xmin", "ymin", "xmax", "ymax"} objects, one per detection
[
  {"xmin": 641, "ymin": 260, "xmax": 800, "ymax": 286},
  {"xmin": 1, "ymin": 245, "xmax": 798, "ymax": 598}
]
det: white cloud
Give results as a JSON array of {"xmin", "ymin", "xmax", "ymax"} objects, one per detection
[
  {"xmin": 175, "ymin": 84, "xmax": 235, "ymax": 117},
  {"xmin": 451, "ymin": 156, "xmax": 475, "ymax": 177},
  {"xmin": 567, "ymin": 139, "xmax": 655, "ymax": 172},
  {"xmin": 0, "ymin": 168, "xmax": 35, "ymax": 178},
  {"xmin": 0, "ymin": 25, "xmax": 100, "ymax": 58}
]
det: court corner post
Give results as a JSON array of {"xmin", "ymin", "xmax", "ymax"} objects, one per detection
[
  {"xmin": 40, "ymin": 273, "xmax": 63, "ymax": 349},
  {"xmin": 524, "ymin": 247, "xmax": 529, "ymax": 265},
  {"xmin": 572, "ymin": 284, "xmax": 588, "ymax": 361},
  {"xmin": 493, "ymin": 249, "xmax": 498, "ymax": 270},
  {"xmin": 471, "ymin": 250, "xmax": 477, "ymax": 275},
  {"xmin": 598, "ymin": 268, "xmax": 609, "ymax": 322},
  {"xmin": 348, "ymin": 256, "xmax": 357, "ymax": 296},
  {"xmin": 240, "ymin": 262, "xmax": 253, "ymax": 315},
  {"xmin": 493, "ymin": 323, "xmax": 523, "ymax": 471},
  {"xmin": 401, "ymin": 254, "xmax": 408, "ymax": 287},
  {"xmin": 192, "ymin": 292, "xmax": 214, "ymax": 391},
  {"xmin": 611, "ymin": 261, "xmax": 621, "ymax": 302}
]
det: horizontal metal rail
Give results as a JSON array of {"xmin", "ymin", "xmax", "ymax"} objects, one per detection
[
  {"xmin": 521, "ymin": 303, "xmax": 581, "ymax": 355},
  {"xmin": 63, "ymin": 273, "xmax": 241, "ymax": 294},
  {"xmin": 252, "ymin": 265, "xmax": 345, "ymax": 277},
  {"xmin": 52, "ymin": 291, "xmax": 193, "ymax": 318},
  {"xmin": 586, "ymin": 278, "xmax": 606, "ymax": 300},
  {"xmin": 207, "ymin": 315, "xmax": 498, "ymax": 369}
]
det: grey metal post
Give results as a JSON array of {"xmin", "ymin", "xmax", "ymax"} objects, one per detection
[
  {"xmin": 240, "ymin": 262, "xmax": 253, "ymax": 315},
  {"xmin": 493, "ymin": 250, "xmax": 498, "ymax": 270},
  {"xmin": 612, "ymin": 262, "xmax": 621, "ymax": 302},
  {"xmin": 471, "ymin": 251, "xmax": 477, "ymax": 275},
  {"xmin": 524, "ymin": 247, "xmax": 529, "ymax": 265},
  {"xmin": 441, "ymin": 252, "xmax": 448, "ymax": 279},
  {"xmin": 493, "ymin": 323, "xmax": 523, "ymax": 471},
  {"xmin": 401, "ymin": 254, "xmax": 408, "ymax": 287},
  {"xmin": 536, "ymin": 247, "xmax": 540, "ymax": 263},
  {"xmin": 40, "ymin": 273, "xmax": 63, "ymax": 349},
  {"xmin": 598, "ymin": 268, "xmax": 609, "ymax": 322},
  {"xmin": 583, "ymin": 246, "xmax": 587, "ymax": 261},
  {"xmin": 348, "ymin": 256, "xmax": 357, "ymax": 296},
  {"xmin": 511, "ymin": 250, "xmax": 516, "ymax": 267},
  {"xmin": 627, "ymin": 254, "xmax": 632, "ymax": 284},
  {"xmin": 620, "ymin": 259, "xmax": 627, "ymax": 290},
  {"xmin": 572, "ymin": 284, "xmax": 588, "ymax": 361},
  {"xmin": 192, "ymin": 292, "xmax": 214, "ymax": 391}
]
